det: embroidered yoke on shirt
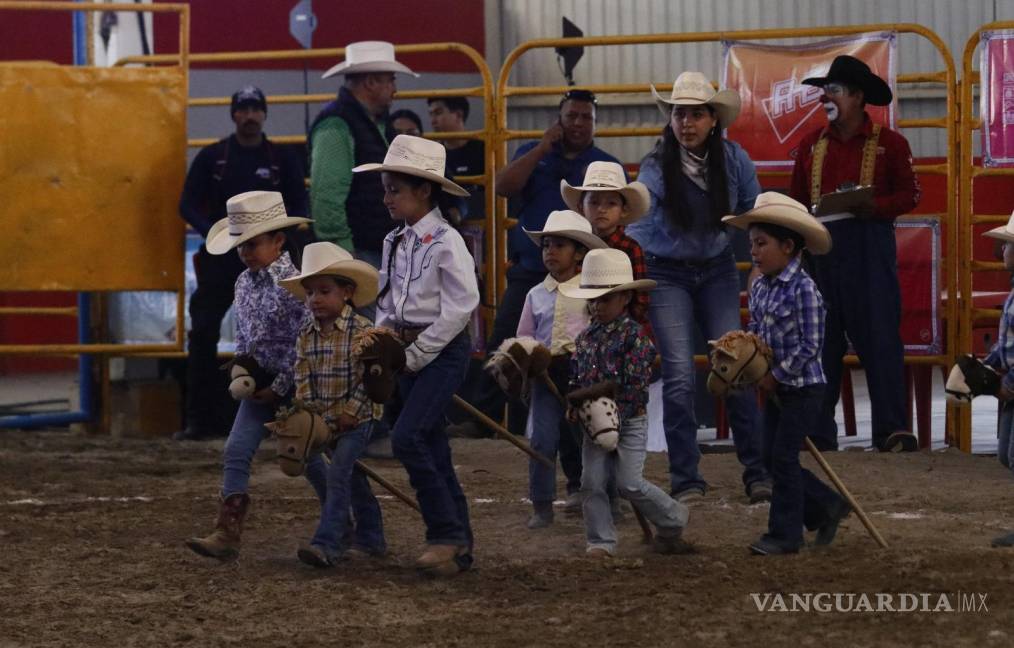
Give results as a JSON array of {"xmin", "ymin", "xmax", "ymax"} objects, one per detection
[
  {"xmin": 984, "ymin": 288, "xmax": 1014, "ymax": 392},
  {"xmin": 293, "ymin": 304, "xmax": 382, "ymax": 431},
  {"xmin": 376, "ymin": 208, "xmax": 480, "ymax": 373},
  {"xmin": 516, "ymin": 274, "xmax": 590, "ymax": 355},
  {"xmin": 234, "ymin": 251, "xmax": 306, "ymax": 396},
  {"xmin": 570, "ymin": 315, "xmax": 656, "ymax": 421},
  {"xmin": 747, "ymin": 256, "xmax": 826, "ymax": 388}
]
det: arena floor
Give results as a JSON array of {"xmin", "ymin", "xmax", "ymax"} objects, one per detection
[{"xmin": 0, "ymin": 427, "xmax": 1012, "ymax": 647}]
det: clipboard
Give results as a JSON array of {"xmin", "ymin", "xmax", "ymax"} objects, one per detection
[{"xmin": 814, "ymin": 185, "xmax": 874, "ymax": 217}]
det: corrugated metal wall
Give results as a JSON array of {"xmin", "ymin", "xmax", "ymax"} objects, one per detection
[{"xmin": 496, "ymin": 0, "xmax": 1014, "ymax": 163}]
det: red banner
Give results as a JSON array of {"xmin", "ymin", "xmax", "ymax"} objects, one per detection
[
  {"xmin": 722, "ymin": 33, "xmax": 897, "ymax": 170},
  {"xmin": 896, "ymin": 219, "xmax": 942, "ymax": 355},
  {"xmin": 980, "ymin": 30, "xmax": 1014, "ymax": 166}
]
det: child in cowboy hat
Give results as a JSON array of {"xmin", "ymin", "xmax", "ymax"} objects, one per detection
[
  {"xmin": 352, "ymin": 134, "xmax": 480, "ymax": 577},
  {"xmin": 561, "ymin": 248, "xmax": 690, "ymax": 558},
  {"xmin": 275, "ymin": 242, "xmax": 388, "ymax": 567},
  {"xmin": 723, "ymin": 192, "xmax": 850, "ymax": 555},
  {"xmin": 518, "ymin": 210, "xmax": 607, "ymax": 528},
  {"xmin": 981, "ymin": 212, "xmax": 1014, "ymax": 477},
  {"xmin": 562, "ymin": 161, "xmax": 654, "ymax": 336},
  {"xmin": 186, "ymin": 191, "xmax": 324, "ymax": 562}
]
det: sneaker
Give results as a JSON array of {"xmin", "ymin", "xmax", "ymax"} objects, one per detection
[
  {"xmin": 653, "ymin": 534, "xmax": 694, "ymax": 555},
  {"xmin": 749, "ymin": 536, "xmax": 799, "ymax": 556},
  {"xmin": 878, "ymin": 431, "xmax": 918, "ymax": 453},
  {"xmin": 563, "ymin": 492, "xmax": 583, "ymax": 516},
  {"xmin": 991, "ymin": 531, "xmax": 1014, "ymax": 548},
  {"xmin": 444, "ymin": 421, "xmax": 489, "ymax": 439},
  {"xmin": 748, "ymin": 481, "xmax": 773, "ymax": 504},
  {"xmin": 814, "ymin": 498, "xmax": 852, "ymax": 546},
  {"xmin": 672, "ymin": 487, "xmax": 705, "ymax": 504},
  {"xmin": 297, "ymin": 544, "xmax": 337, "ymax": 568}
]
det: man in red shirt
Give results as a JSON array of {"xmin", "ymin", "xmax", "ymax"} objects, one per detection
[{"xmin": 789, "ymin": 55, "xmax": 921, "ymax": 453}]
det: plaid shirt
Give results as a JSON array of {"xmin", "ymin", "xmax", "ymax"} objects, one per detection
[
  {"xmin": 293, "ymin": 304, "xmax": 382, "ymax": 431},
  {"xmin": 570, "ymin": 315, "xmax": 656, "ymax": 421},
  {"xmin": 747, "ymin": 256, "xmax": 825, "ymax": 388},
  {"xmin": 603, "ymin": 226, "xmax": 653, "ymax": 340},
  {"xmin": 984, "ymin": 288, "xmax": 1014, "ymax": 391}
]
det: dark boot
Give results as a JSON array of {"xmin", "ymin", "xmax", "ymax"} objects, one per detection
[{"xmin": 185, "ymin": 493, "xmax": 249, "ymax": 561}]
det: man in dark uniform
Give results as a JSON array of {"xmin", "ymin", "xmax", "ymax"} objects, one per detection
[{"xmin": 175, "ymin": 86, "xmax": 308, "ymax": 440}]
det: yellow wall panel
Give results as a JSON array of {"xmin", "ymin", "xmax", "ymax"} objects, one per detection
[{"xmin": 0, "ymin": 64, "xmax": 186, "ymax": 291}]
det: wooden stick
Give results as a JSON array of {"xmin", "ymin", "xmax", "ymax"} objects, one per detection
[
  {"xmin": 355, "ymin": 460, "xmax": 421, "ymax": 514},
  {"xmin": 803, "ymin": 438, "xmax": 889, "ymax": 549},
  {"xmin": 452, "ymin": 395, "xmax": 555, "ymax": 469}
]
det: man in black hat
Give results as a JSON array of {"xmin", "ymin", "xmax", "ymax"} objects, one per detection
[
  {"xmin": 176, "ymin": 85, "xmax": 308, "ymax": 440},
  {"xmin": 789, "ymin": 55, "xmax": 921, "ymax": 453}
]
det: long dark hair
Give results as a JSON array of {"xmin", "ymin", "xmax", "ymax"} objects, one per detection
[{"xmin": 655, "ymin": 107, "xmax": 730, "ymax": 230}]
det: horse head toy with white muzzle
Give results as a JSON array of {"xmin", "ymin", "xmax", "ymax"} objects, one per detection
[
  {"xmin": 945, "ymin": 354, "xmax": 1001, "ymax": 405},
  {"xmin": 567, "ymin": 381, "xmax": 620, "ymax": 452},
  {"xmin": 706, "ymin": 330, "xmax": 774, "ymax": 398}
]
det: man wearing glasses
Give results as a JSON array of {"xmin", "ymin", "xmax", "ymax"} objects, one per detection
[
  {"xmin": 789, "ymin": 55, "xmax": 921, "ymax": 453},
  {"xmin": 447, "ymin": 90, "xmax": 623, "ymax": 439}
]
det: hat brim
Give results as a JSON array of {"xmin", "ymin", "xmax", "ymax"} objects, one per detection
[
  {"xmin": 278, "ymin": 260, "xmax": 381, "ymax": 307},
  {"xmin": 651, "ymin": 84, "xmax": 741, "ymax": 128},
  {"xmin": 722, "ymin": 208, "xmax": 832, "ymax": 255},
  {"xmin": 524, "ymin": 227, "xmax": 607, "ymax": 251},
  {"xmin": 984, "ymin": 226, "xmax": 1014, "ymax": 243},
  {"xmin": 321, "ymin": 60, "xmax": 419, "ymax": 79},
  {"xmin": 801, "ymin": 74, "xmax": 893, "ymax": 106},
  {"xmin": 559, "ymin": 279, "xmax": 657, "ymax": 300},
  {"xmin": 560, "ymin": 180, "xmax": 650, "ymax": 226},
  {"xmin": 205, "ymin": 216, "xmax": 312, "ymax": 255},
  {"xmin": 352, "ymin": 162, "xmax": 469, "ymax": 197}
]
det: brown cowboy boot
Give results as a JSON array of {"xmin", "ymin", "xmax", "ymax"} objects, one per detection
[
  {"xmin": 416, "ymin": 544, "xmax": 467, "ymax": 577},
  {"xmin": 185, "ymin": 493, "xmax": 249, "ymax": 561}
]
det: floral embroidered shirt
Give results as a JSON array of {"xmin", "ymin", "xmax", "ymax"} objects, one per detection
[
  {"xmin": 233, "ymin": 251, "xmax": 307, "ymax": 396},
  {"xmin": 569, "ymin": 314, "xmax": 656, "ymax": 421}
]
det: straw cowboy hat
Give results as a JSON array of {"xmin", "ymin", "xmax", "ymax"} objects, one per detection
[
  {"xmin": 524, "ymin": 210, "xmax": 608, "ymax": 252},
  {"xmin": 721, "ymin": 192, "xmax": 832, "ymax": 255},
  {"xmin": 560, "ymin": 161, "xmax": 651, "ymax": 225},
  {"xmin": 321, "ymin": 40, "xmax": 418, "ymax": 79},
  {"xmin": 206, "ymin": 191, "xmax": 311, "ymax": 255},
  {"xmin": 352, "ymin": 134, "xmax": 469, "ymax": 197},
  {"xmin": 559, "ymin": 248, "xmax": 657, "ymax": 300},
  {"xmin": 802, "ymin": 55, "xmax": 892, "ymax": 107},
  {"xmin": 983, "ymin": 210, "xmax": 1014, "ymax": 243},
  {"xmin": 651, "ymin": 71, "xmax": 741, "ymax": 127},
  {"xmin": 278, "ymin": 242, "xmax": 380, "ymax": 307}
]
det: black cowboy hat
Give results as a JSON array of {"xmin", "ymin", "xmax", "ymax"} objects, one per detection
[{"xmin": 802, "ymin": 55, "xmax": 893, "ymax": 106}]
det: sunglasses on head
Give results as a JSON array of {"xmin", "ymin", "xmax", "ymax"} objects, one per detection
[{"xmin": 562, "ymin": 89, "xmax": 597, "ymax": 105}]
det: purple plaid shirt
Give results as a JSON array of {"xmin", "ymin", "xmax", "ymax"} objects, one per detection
[
  {"xmin": 984, "ymin": 288, "xmax": 1014, "ymax": 391},
  {"xmin": 747, "ymin": 256, "xmax": 825, "ymax": 388}
]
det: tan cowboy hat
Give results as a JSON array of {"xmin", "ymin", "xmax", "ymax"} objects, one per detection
[
  {"xmin": 651, "ymin": 71, "xmax": 741, "ymax": 127},
  {"xmin": 560, "ymin": 161, "xmax": 650, "ymax": 225},
  {"xmin": 321, "ymin": 40, "xmax": 419, "ymax": 79},
  {"xmin": 352, "ymin": 134, "xmax": 469, "ymax": 197},
  {"xmin": 524, "ymin": 210, "xmax": 608, "ymax": 252},
  {"xmin": 984, "ymin": 210, "xmax": 1014, "ymax": 243},
  {"xmin": 559, "ymin": 248, "xmax": 656, "ymax": 300},
  {"xmin": 721, "ymin": 192, "xmax": 832, "ymax": 255},
  {"xmin": 206, "ymin": 191, "xmax": 311, "ymax": 255},
  {"xmin": 278, "ymin": 242, "xmax": 380, "ymax": 307}
]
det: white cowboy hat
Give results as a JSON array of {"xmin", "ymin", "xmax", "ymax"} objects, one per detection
[
  {"xmin": 559, "ymin": 248, "xmax": 656, "ymax": 300},
  {"xmin": 560, "ymin": 161, "xmax": 650, "ymax": 225},
  {"xmin": 206, "ymin": 191, "xmax": 311, "ymax": 255},
  {"xmin": 321, "ymin": 40, "xmax": 418, "ymax": 79},
  {"xmin": 278, "ymin": 242, "xmax": 380, "ymax": 307},
  {"xmin": 651, "ymin": 71, "xmax": 741, "ymax": 127},
  {"xmin": 722, "ymin": 192, "xmax": 832, "ymax": 255},
  {"xmin": 352, "ymin": 134, "xmax": 469, "ymax": 197},
  {"xmin": 984, "ymin": 210, "xmax": 1014, "ymax": 243},
  {"xmin": 524, "ymin": 210, "xmax": 608, "ymax": 252}
]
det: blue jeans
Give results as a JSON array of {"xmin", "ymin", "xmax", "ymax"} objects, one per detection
[
  {"xmin": 762, "ymin": 385, "xmax": 844, "ymax": 549},
  {"xmin": 391, "ymin": 332, "xmax": 474, "ymax": 552},
  {"xmin": 999, "ymin": 401, "xmax": 1014, "ymax": 474},
  {"xmin": 581, "ymin": 416, "xmax": 689, "ymax": 554},
  {"xmin": 528, "ymin": 379, "xmax": 582, "ymax": 504},
  {"xmin": 309, "ymin": 420, "xmax": 386, "ymax": 556},
  {"xmin": 221, "ymin": 399, "xmax": 328, "ymax": 503},
  {"xmin": 646, "ymin": 251, "xmax": 769, "ymax": 495}
]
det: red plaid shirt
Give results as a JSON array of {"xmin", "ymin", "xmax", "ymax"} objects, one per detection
[{"xmin": 603, "ymin": 226, "xmax": 653, "ymax": 341}]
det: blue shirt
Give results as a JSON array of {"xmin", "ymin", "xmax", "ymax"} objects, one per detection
[
  {"xmin": 747, "ymin": 256, "xmax": 826, "ymax": 388},
  {"xmin": 628, "ymin": 139, "xmax": 760, "ymax": 261},
  {"xmin": 984, "ymin": 288, "xmax": 1014, "ymax": 391},
  {"xmin": 508, "ymin": 141, "xmax": 622, "ymax": 272}
]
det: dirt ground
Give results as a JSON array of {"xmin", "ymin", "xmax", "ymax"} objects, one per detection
[{"xmin": 1, "ymin": 430, "xmax": 1013, "ymax": 648}]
